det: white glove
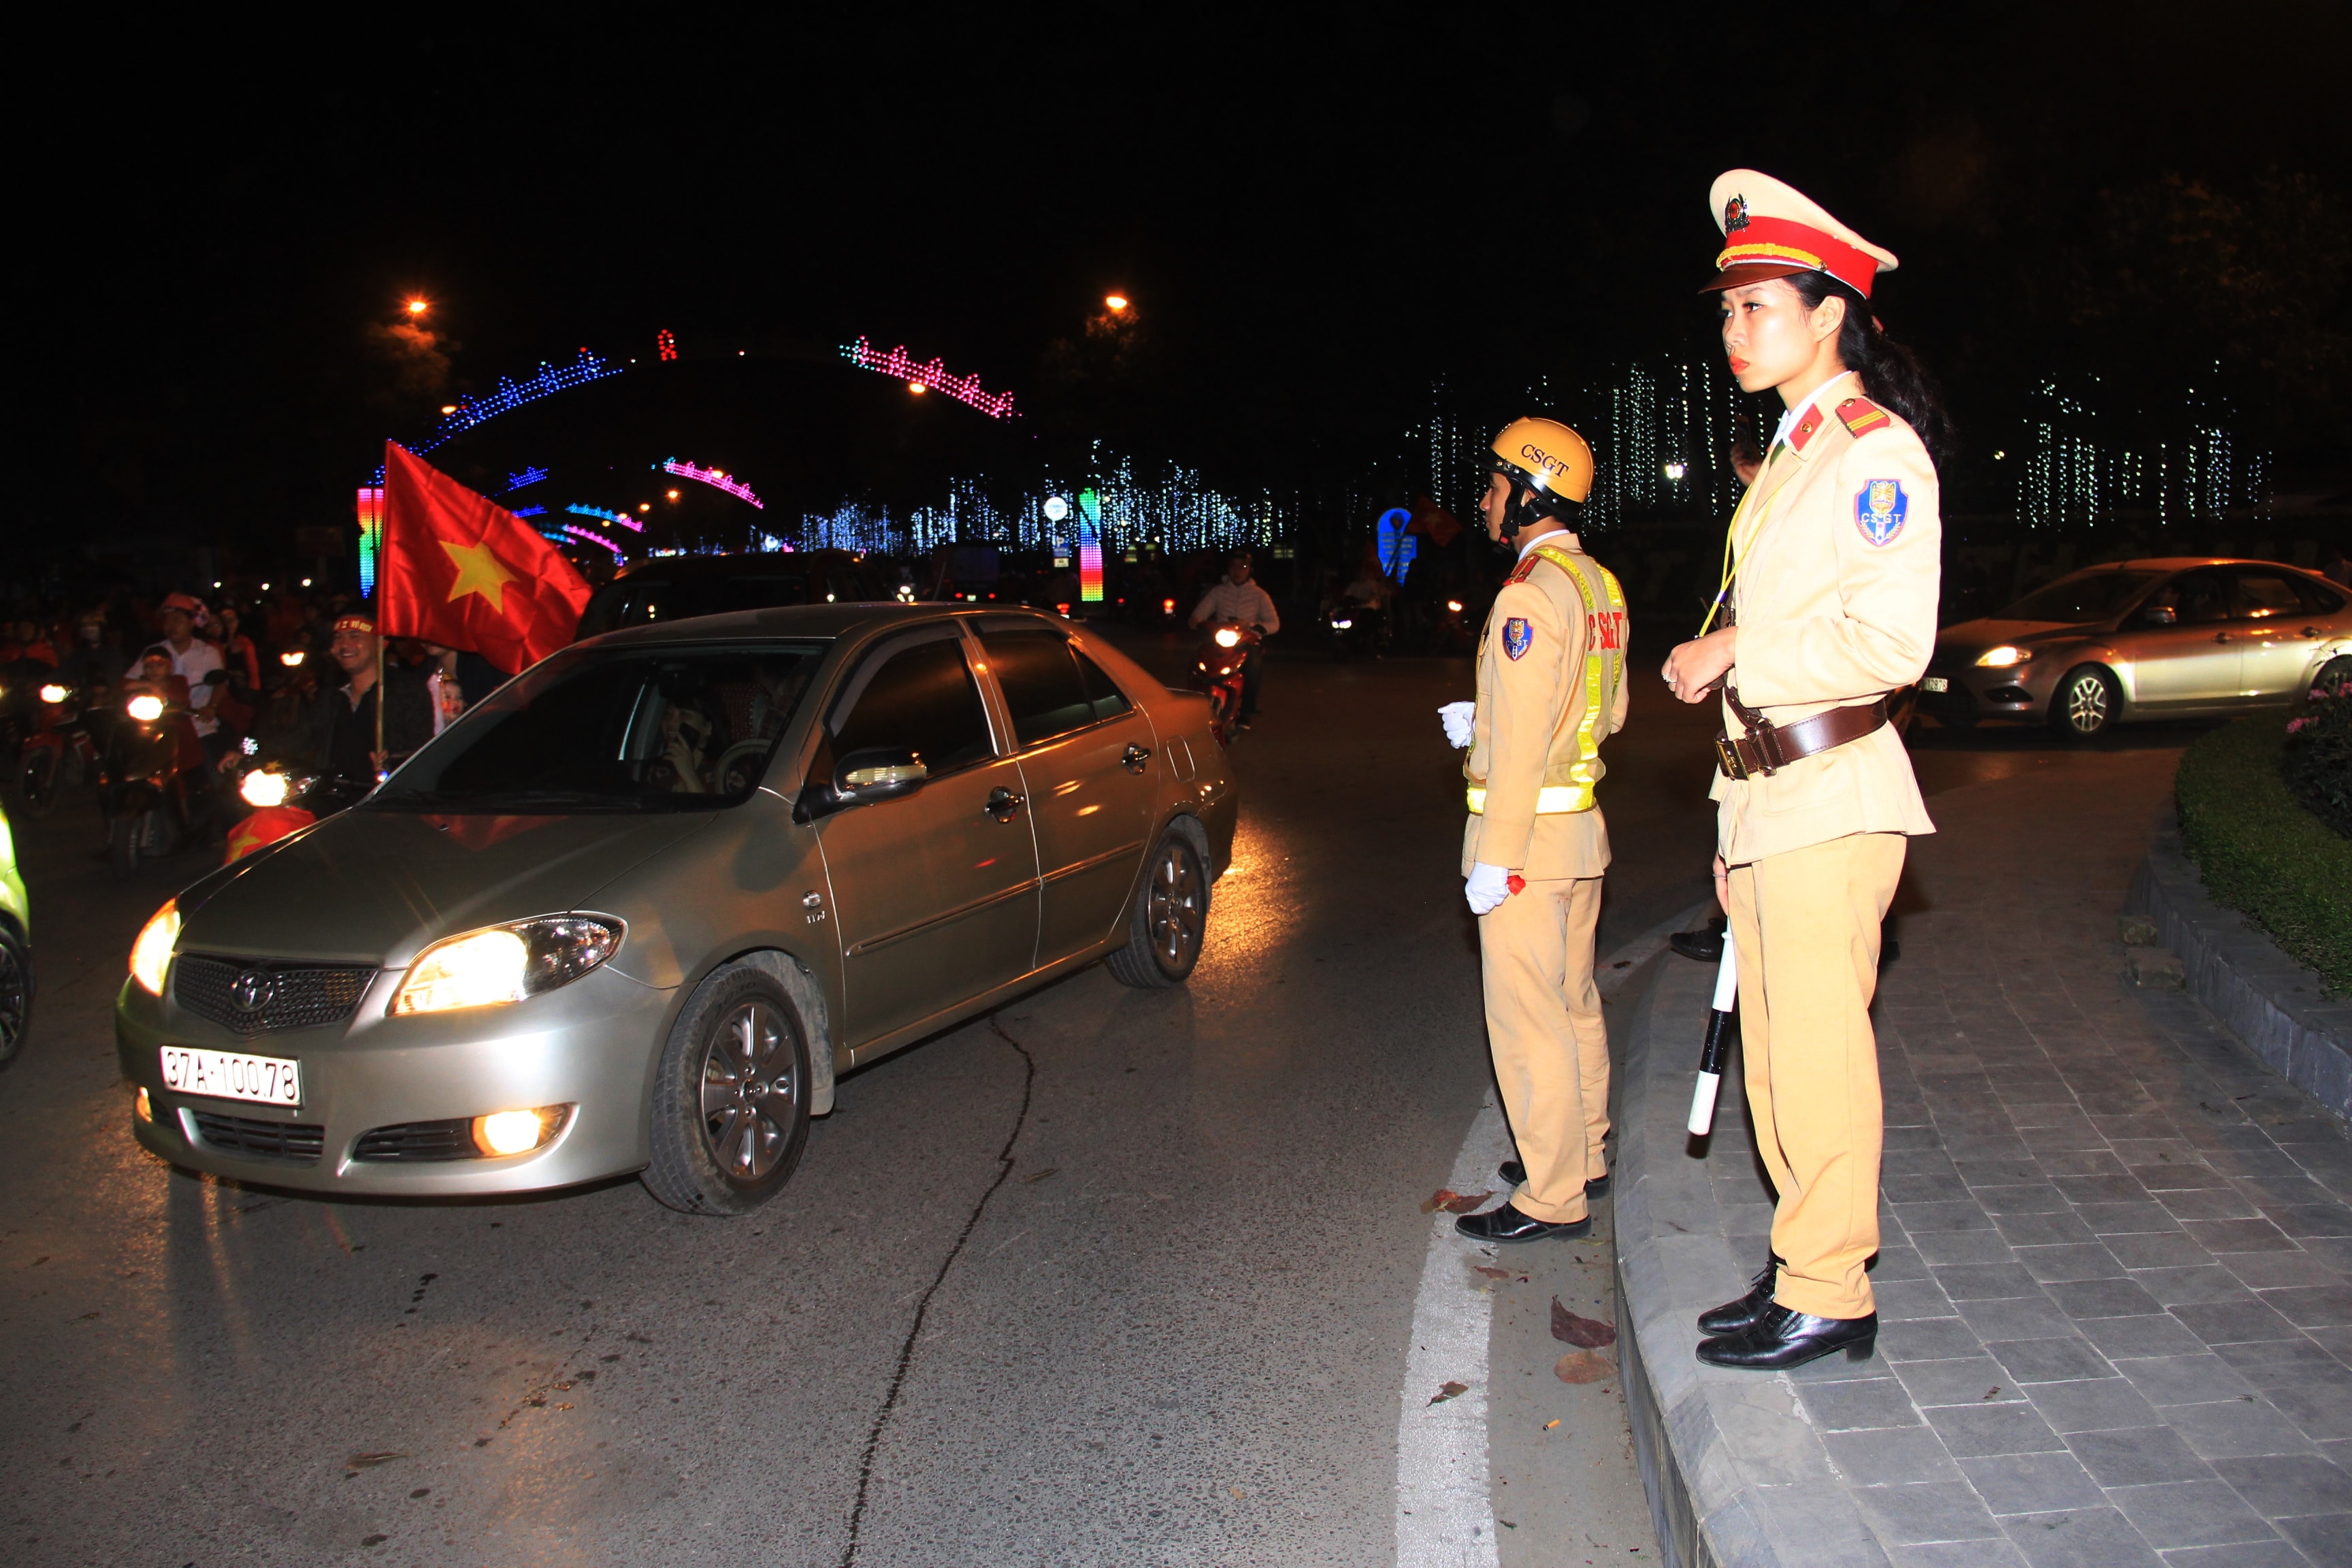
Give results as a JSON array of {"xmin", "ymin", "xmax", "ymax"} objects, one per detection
[
  {"xmin": 1439, "ymin": 700, "xmax": 1476, "ymax": 749},
  {"xmin": 1465, "ymin": 862, "xmax": 1512, "ymax": 915}
]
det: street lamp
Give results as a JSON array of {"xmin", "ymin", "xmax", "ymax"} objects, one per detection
[
  {"xmin": 1105, "ymin": 294, "xmax": 1130, "ymax": 312},
  {"xmin": 907, "ymin": 380, "xmax": 927, "ymax": 395},
  {"xmin": 406, "ymin": 298, "xmax": 429, "ymax": 316}
]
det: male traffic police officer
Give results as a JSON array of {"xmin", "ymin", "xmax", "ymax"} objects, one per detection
[
  {"xmin": 1663, "ymin": 171, "xmax": 1942, "ymax": 1369},
  {"xmin": 1441, "ymin": 419, "xmax": 1628, "ymax": 1243}
]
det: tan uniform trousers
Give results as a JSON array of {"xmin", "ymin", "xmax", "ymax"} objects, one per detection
[
  {"xmin": 1480, "ymin": 873, "xmax": 1609, "ymax": 1224},
  {"xmin": 1724, "ymin": 830, "xmax": 1906, "ymax": 1320}
]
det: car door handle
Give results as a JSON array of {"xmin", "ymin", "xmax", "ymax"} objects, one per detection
[
  {"xmin": 1121, "ymin": 743, "xmax": 1152, "ymax": 774},
  {"xmin": 984, "ymin": 786, "xmax": 1025, "ymax": 822}
]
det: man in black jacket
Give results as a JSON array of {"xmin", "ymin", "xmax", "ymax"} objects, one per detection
[{"xmin": 323, "ymin": 614, "xmax": 433, "ymax": 779}]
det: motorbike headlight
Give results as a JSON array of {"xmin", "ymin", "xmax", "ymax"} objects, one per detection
[
  {"xmin": 127, "ymin": 694, "xmax": 165, "ymax": 721},
  {"xmin": 1974, "ymin": 644, "xmax": 2034, "ymax": 668},
  {"xmin": 1446, "ymin": 600, "xmax": 1464, "ymax": 613},
  {"xmin": 1332, "ymin": 618, "xmax": 1354, "ymax": 629},
  {"xmin": 393, "ymin": 916, "xmax": 623, "ymax": 1015},
  {"xmin": 280, "ymin": 650, "xmax": 304, "ymax": 667},
  {"xmin": 129, "ymin": 900, "xmax": 180, "ymax": 996},
  {"xmin": 1214, "ymin": 627, "xmax": 1241, "ymax": 648},
  {"xmin": 240, "ymin": 770, "xmax": 291, "ymax": 808},
  {"xmin": 37, "ymin": 683, "xmax": 68, "ymax": 705}
]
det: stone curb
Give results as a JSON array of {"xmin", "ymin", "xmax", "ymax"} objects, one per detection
[
  {"xmin": 2129, "ymin": 802, "xmax": 2352, "ymax": 1122},
  {"xmin": 1614, "ymin": 957, "xmax": 1890, "ymax": 1568}
]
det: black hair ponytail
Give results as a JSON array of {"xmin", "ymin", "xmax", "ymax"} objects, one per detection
[{"xmin": 1788, "ymin": 272, "xmax": 1955, "ymax": 466}]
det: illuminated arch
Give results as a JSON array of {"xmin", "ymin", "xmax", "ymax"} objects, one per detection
[
  {"xmin": 840, "ymin": 337, "xmax": 1016, "ymax": 419},
  {"xmin": 659, "ymin": 459, "xmax": 764, "ymax": 508},
  {"xmin": 566, "ymin": 503, "xmax": 646, "ymax": 534},
  {"xmin": 416, "ymin": 352, "xmax": 625, "ymax": 454}
]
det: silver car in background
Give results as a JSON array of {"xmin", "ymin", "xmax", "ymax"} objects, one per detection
[
  {"xmin": 1920, "ymin": 558, "xmax": 2352, "ymax": 738},
  {"xmin": 115, "ymin": 604, "xmax": 1237, "ymax": 1215}
]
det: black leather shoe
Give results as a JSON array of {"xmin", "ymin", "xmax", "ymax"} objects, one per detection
[
  {"xmin": 1497, "ymin": 1160, "xmax": 1610, "ymax": 1197},
  {"xmin": 1696, "ymin": 1303, "xmax": 1877, "ymax": 1370},
  {"xmin": 1697, "ymin": 1254, "xmax": 1784, "ymax": 1335},
  {"xmin": 1670, "ymin": 917, "xmax": 1727, "ymax": 963},
  {"xmin": 1454, "ymin": 1203, "xmax": 1592, "ymax": 1243}
]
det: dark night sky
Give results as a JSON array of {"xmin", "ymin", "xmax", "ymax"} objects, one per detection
[{"xmin": 18, "ymin": 2, "xmax": 2351, "ymax": 576}]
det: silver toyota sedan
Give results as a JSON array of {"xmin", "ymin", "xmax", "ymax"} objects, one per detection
[
  {"xmin": 1920, "ymin": 557, "xmax": 2352, "ymax": 738},
  {"xmin": 115, "ymin": 604, "xmax": 1237, "ymax": 1214}
]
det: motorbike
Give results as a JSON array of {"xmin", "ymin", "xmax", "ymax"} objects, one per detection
[
  {"xmin": 1188, "ymin": 621, "xmax": 1262, "ymax": 745},
  {"xmin": 98, "ymin": 685, "xmax": 212, "ymax": 877},
  {"xmin": 225, "ymin": 760, "xmax": 374, "ymax": 856},
  {"xmin": 1324, "ymin": 599, "xmax": 1390, "ymax": 659},
  {"xmin": 18, "ymin": 679, "xmax": 105, "ymax": 815}
]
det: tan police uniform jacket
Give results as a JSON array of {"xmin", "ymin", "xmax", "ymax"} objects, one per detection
[
  {"xmin": 1464, "ymin": 535, "xmax": 1629, "ymax": 880},
  {"xmin": 1712, "ymin": 370, "xmax": 1939, "ymax": 865}
]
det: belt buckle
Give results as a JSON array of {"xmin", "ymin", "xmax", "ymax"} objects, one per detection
[{"xmin": 1714, "ymin": 733, "xmax": 1748, "ymax": 780}]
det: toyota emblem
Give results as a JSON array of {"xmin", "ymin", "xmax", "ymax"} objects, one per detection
[{"xmin": 229, "ymin": 970, "xmax": 276, "ymax": 1013}]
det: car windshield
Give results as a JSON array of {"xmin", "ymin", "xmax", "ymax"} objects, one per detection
[
  {"xmin": 372, "ymin": 642, "xmax": 827, "ymax": 813},
  {"xmin": 1997, "ymin": 570, "xmax": 2163, "ymax": 624}
]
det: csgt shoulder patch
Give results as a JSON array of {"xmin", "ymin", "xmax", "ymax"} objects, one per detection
[
  {"xmin": 1502, "ymin": 617, "xmax": 1534, "ymax": 659},
  {"xmin": 1854, "ymin": 478, "xmax": 1908, "ymax": 546}
]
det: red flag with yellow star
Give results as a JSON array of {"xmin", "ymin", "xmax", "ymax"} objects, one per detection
[{"xmin": 377, "ymin": 442, "xmax": 591, "ymax": 672}]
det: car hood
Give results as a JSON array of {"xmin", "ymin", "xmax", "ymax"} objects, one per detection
[
  {"xmin": 176, "ymin": 808, "xmax": 713, "ymax": 966},
  {"xmin": 1936, "ymin": 618, "xmax": 2095, "ymax": 657}
]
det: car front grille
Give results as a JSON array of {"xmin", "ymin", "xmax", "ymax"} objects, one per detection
[
  {"xmin": 175, "ymin": 955, "xmax": 376, "ymax": 1035},
  {"xmin": 352, "ymin": 1119, "xmax": 477, "ymax": 1162},
  {"xmin": 188, "ymin": 1110, "xmax": 325, "ymax": 1164}
]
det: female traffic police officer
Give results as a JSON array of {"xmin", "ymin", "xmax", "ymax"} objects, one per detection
[
  {"xmin": 1442, "ymin": 419, "xmax": 1629, "ymax": 1244},
  {"xmin": 1663, "ymin": 172, "xmax": 1949, "ymax": 1369}
]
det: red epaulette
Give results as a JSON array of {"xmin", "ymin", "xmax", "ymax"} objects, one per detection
[
  {"xmin": 1505, "ymin": 556, "xmax": 1539, "ymax": 585},
  {"xmin": 1835, "ymin": 396, "xmax": 1892, "ymax": 438}
]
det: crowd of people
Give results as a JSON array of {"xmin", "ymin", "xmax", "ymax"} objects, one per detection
[{"xmin": 0, "ymin": 583, "xmax": 513, "ymax": 789}]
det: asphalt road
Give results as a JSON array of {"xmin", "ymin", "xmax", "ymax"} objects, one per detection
[{"xmin": 0, "ymin": 632, "xmax": 2204, "ymax": 1567}]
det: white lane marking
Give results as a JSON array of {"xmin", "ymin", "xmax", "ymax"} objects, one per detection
[{"xmin": 1394, "ymin": 902, "xmax": 1703, "ymax": 1567}]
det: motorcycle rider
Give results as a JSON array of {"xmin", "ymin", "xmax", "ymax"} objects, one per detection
[
  {"xmin": 1187, "ymin": 551, "xmax": 1279, "ymax": 728},
  {"xmin": 127, "ymin": 592, "xmax": 228, "ymax": 767}
]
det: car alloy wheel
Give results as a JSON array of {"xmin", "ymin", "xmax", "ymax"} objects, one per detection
[
  {"xmin": 2052, "ymin": 665, "xmax": 2115, "ymax": 739},
  {"xmin": 698, "ymin": 999, "xmax": 798, "ymax": 1185},
  {"xmin": 0, "ymin": 926, "xmax": 28, "ymax": 1069},
  {"xmin": 1107, "ymin": 831, "xmax": 1207, "ymax": 988}
]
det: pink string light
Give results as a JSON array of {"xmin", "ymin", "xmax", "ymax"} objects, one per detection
[
  {"xmin": 840, "ymin": 337, "xmax": 1017, "ymax": 419},
  {"xmin": 660, "ymin": 459, "xmax": 764, "ymax": 509}
]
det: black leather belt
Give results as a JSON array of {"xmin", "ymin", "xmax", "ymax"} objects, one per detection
[{"xmin": 1716, "ymin": 686, "xmax": 1889, "ymax": 780}]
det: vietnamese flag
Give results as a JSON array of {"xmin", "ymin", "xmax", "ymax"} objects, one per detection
[{"xmin": 377, "ymin": 442, "xmax": 591, "ymax": 672}]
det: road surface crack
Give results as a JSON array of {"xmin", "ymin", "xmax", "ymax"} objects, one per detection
[{"xmin": 837, "ymin": 1013, "xmax": 1035, "ymax": 1567}]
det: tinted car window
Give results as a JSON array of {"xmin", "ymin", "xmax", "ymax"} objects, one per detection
[
  {"xmin": 2150, "ymin": 570, "xmax": 2234, "ymax": 626},
  {"xmin": 1999, "ymin": 570, "xmax": 2162, "ymax": 623},
  {"xmin": 979, "ymin": 627, "xmax": 1096, "ymax": 747},
  {"xmin": 830, "ymin": 636, "xmax": 994, "ymax": 774},
  {"xmin": 2234, "ymin": 572, "xmax": 2308, "ymax": 620},
  {"xmin": 373, "ymin": 644, "xmax": 826, "ymax": 811},
  {"xmin": 1073, "ymin": 649, "xmax": 1134, "ymax": 723},
  {"xmin": 2300, "ymin": 578, "xmax": 2348, "ymax": 614}
]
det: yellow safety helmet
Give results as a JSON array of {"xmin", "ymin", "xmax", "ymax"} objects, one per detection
[{"xmin": 1486, "ymin": 417, "xmax": 1594, "ymax": 533}]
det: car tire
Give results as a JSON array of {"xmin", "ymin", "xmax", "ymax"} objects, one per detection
[
  {"xmin": 0, "ymin": 922, "xmax": 30, "ymax": 1070},
  {"xmin": 108, "ymin": 813, "xmax": 142, "ymax": 878},
  {"xmin": 2049, "ymin": 664, "xmax": 2118, "ymax": 740},
  {"xmin": 1106, "ymin": 829, "xmax": 1209, "ymax": 989},
  {"xmin": 641, "ymin": 961, "xmax": 813, "ymax": 1215},
  {"xmin": 2316, "ymin": 655, "xmax": 2352, "ymax": 696}
]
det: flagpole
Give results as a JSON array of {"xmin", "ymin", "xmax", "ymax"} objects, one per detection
[{"xmin": 376, "ymin": 442, "xmax": 389, "ymax": 776}]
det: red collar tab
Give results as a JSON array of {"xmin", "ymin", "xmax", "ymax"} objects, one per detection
[
  {"xmin": 1505, "ymin": 555, "xmax": 1540, "ymax": 585},
  {"xmin": 1714, "ymin": 214, "xmax": 1879, "ymax": 297},
  {"xmin": 1788, "ymin": 406, "xmax": 1828, "ymax": 453},
  {"xmin": 1835, "ymin": 396, "xmax": 1892, "ymax": 438}
]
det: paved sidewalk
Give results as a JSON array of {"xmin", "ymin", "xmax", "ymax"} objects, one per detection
[{"xmin": 1622, "ymin": 751, "xmax": 2352, "ymax": 1567}]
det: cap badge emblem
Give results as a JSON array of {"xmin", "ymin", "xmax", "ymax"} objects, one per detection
[
  {"xmin": 230, "ymin": 970, "xmax": 276, "ymax": 1013},
  {"xmin": 1853, "ymin": 479, "xmax": 1909, "ymax": 547},
  {"xmin": 1724, "ymin": 195, "xmax": 1750, "ymax": 232}
]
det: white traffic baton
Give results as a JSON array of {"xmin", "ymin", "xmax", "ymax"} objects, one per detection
[{"xmin": 1686, "ymin": 928, "xmax": 1738, "ymax": 1136}]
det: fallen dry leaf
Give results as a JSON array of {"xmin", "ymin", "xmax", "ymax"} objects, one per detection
[
  {"xmin": 1420, "ymin": 1188, "xmax": 1460, "ymax": 1215},
  {"xmin": 1552, "ymin": 1298, "xmax": 1617, "ymax": 1348},
  {"xmin": 1472, "ymin": 1266, "xmax": 1512, "ymax": 1280},
  {"xmin": 1441, "ymin": 1190, "xmax": 1492, "ymax": 1215},
  {"xmin": 344, "ymin": 1452, "xmax": 408, "ymax": 1471},
  {"xmin": 1554, "ymin": 1350, "xmax": 1615, "ymax": 1384},
  {"xmin": 1428, "ymin": 1380, "xmax": 1470, "ymax": 1405},
  {"xmin": 1022, "ymin": 1168, "xmax": 1060, "ymax": 1185},
  {"xmin": 1229, "ymin": 1488, "xmax": 1245, "ymax": 1499}
]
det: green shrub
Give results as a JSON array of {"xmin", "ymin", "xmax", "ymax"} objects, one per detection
[
  {"xmin": 2176, "ymin": 717, "xmax": 2352, "ymax": 997},
  {"xmin": 2282, "ymin": 671, "xmax": 2352, "ymax": 839}
]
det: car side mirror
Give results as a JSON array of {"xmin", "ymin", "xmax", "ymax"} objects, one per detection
[
  {"xmin": 834, "ymin": 747, "xmax": 928, "ymax": 801},
  {"xmin": 2141, "ymin": 604, "xmax": 2177, "ymax": 627}
]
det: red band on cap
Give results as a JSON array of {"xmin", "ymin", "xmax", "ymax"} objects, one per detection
[{"xmin": 1715, "ymin": 215, "xmax": 1878, "ymax": 297}]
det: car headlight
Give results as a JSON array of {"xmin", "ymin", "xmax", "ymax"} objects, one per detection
[
  {"xmin": 127, "ymin": 693, "xmax": 164, "ymax": 721},
  {"xmin": 1974, "ymin": 644, "xmax": 2034, "ymax": 668},
  {"xmin": 129, "ymin": 900, "xmax": 180, "ymax": 996},
  {"xmin": 1214, "ymin": 627, "xmax": 1241, "ymax": 648},
  {"xmin": 392, "ymin": 916, "xmax": 623, "ymax": 1015}
]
